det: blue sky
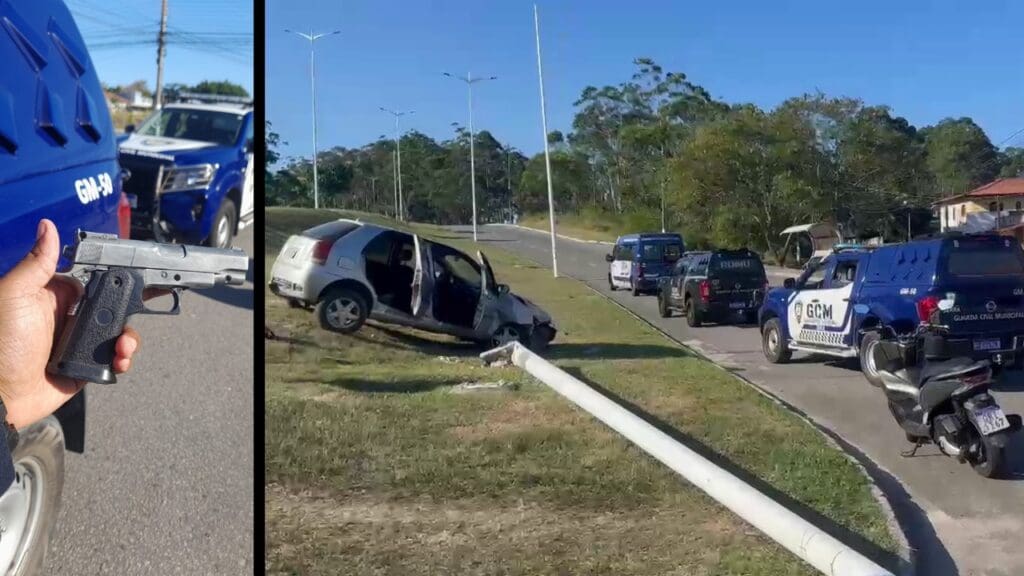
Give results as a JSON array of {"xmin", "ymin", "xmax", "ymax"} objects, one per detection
[
  {"xmin": 266, "ymin": 0, "xmax": 1024, "ymax": 164},
  {"xmin": 69, "ymin": 0, "xmax": 253, "ymax": 95}
]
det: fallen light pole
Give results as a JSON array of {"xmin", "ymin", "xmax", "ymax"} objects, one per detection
[{"xmin": 479, "ymin": 342, "xmax": 895, "ymax": 576}]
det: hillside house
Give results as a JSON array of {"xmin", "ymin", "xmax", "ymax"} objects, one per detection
[{"xmin": 933, "ymin": 178, "xmax": 1024, "ymax": 241}]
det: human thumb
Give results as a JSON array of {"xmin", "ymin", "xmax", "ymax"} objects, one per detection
[{"xmin": 5, "ymin": 219, "xmax": 60, "ymax": 289}]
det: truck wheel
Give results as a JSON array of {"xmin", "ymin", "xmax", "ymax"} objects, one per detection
[
  {"xmin": 207, "ymin": 199, "xmax": 237, "ymax": 249},
  {"xmin": 608, "ymin": 274, "xmax": 617, "ymax": 291},
  {"xmin": 685, "ymin": 298, "xmax": 702, "ymax": 327},
  {"xmin": 858, "ymin": 331, "xmax": 884, "ymax": 388},
  {"xmin": 0, "ymin": 417, "xmax": 65, "ymax": 576},
  {"xmin": 658, "ymin": 293, "xmax": 671, "ymax": 318},
  {"xmin": 631, "ymin": 280, "xmax": 640, "ymax": 297},
  {"xmin": 317, "ymin": 287, "xmax": 368, "ymax": 334},
  {"xmin": 762, "ymin": 318, "xmax": 791, "ymax": 363}
]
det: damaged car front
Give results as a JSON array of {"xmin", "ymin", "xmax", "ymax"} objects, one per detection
[{"xmin": 477, "ymin": 252, "xmax": 557, "ymax": 350}]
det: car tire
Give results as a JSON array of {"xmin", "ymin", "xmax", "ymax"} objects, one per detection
[
  {"xmin": 491, "ymin": 323, "xmax": 528, "ymax": 348},
  {"xmin": 0, "ymin": 416, "xmax": 65, "ymax": 576},
  {"xmin": 658, "ymin": 293, "xmax": 671, "ymax": 318},
  {"xmin": 762, "ymin": 318, "xmax": 791, "ymax": 363},
  {"xmin": 859, "ymin": 331, "xmax": 884, "ymax": 388},
  {"xmin": 685, "ymin": 298, "xmax": 702, "ymax": 327},
  {"xmin": 317, "ymin": 287, "xmax": 369, "ymax": 334},
  {"xmin": 529, "ymin": 323, "xmax": 556, "ymax": 351},
  {"xmin": 207, "ymin": 198, "xmax": 237, "ymax": 249},
  {"xmin": 631, "ymin": 280, "xmax": 640, "ymax": 297},
  {"xmin": 608, "ymin": 274, "xmax": 617, "ymax": 291}
]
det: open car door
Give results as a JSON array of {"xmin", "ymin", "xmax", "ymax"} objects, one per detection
[
  {"xmin": 411, "ymin": 235, "xmax": 434, "ymax": 318},
  {"xmin": 472, "ymin": 251, "xmax": 499, "ymax": 330}
]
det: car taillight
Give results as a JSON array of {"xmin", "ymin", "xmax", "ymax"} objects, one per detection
[
  {"xmin": 916, "ymin": 295, "xmax": 940, "ymax": 323},
  {"xmin": 311, "ymin": 240, "xmax": 333, "ymax": 265},
  {"xmin": 117, "ymin": 192, "xmax": 131, "ymax": 239},
  {"xmin": 699, "ymin": 280, "xmax": 710, "ymax": 302}
]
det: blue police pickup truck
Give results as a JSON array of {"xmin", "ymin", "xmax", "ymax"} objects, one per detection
[
  {"xmin": 118, "ymin": 93, "xmax": 254, "ymax": 248},
  {"xmin": 759, "ymin": 233, "xmax": 1024, "ymax": 386}
]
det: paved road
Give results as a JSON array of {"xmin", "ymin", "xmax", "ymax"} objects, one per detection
[
  {"xmin": 461, "ymin": 223, "xmax": 1024, "ymax": 576},
  {"xmin": 45, "ymin": 228, "xmax": 254, "ymax": 575}
]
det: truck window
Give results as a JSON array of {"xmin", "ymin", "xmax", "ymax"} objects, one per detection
[
  {"xmin": 710, "ymin": 254, "xmax": 764, "ymax": 278},
  {"xmin": 799, "ymin": 260, "xmax": 830, "ymax": 290},
  {"xmin": 945, "ymin": 241, "xmax": 1024, "ymax": 277},
  {"xmin": 640, "ymin": 241, "xmax": 682, "ymax": 261},
  {"xmin": 614, "ymin": 244, "xmax": 635, "ymax": 261},
  {"xmin": 304, "ymin": 221, "xmax": 360, "ymax": 242},
  {"xmin": 831, "ymin": 261, "xmax": 858, "ymax": 287}
]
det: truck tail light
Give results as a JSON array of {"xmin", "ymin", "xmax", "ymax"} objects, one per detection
[
  {"xmin": 916, "ymin": 295, "xmax": 940, "ymax": 323},
  {"xmin": 310, "ymin": 240, "xmax": 333, "ymax": 265},
  {"xmin": 117, "ymin": 192, "xmax": 131, "ymax": 239},
  {"xmin": 699, "ymin": 280, "xmax": 710, "ymax": 302}
]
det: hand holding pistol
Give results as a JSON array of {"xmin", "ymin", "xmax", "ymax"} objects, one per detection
[{"xmin": 46, "ymin": 231, "xmax": 249, "ymax": 384}]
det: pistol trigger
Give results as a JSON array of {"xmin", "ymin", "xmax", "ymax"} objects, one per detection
[{"xmin": 141, "ymin": 288, "xmax": 182, "ymax": 316}]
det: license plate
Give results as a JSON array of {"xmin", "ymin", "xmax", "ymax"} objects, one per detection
[
  {"xmin": 972, "ymin": 406, "xmax": 1010, "ymax": 435},
  {"xmin": 127, "ymin": 194, "xmax": 138, "ymax": 208},
  {"xmin": 973, "ymin": 338, "xmax": 1002, "ymax": 351},
  {"xmin": 729, "ymin": 302, "xmax": 746, "ymax": 309}
]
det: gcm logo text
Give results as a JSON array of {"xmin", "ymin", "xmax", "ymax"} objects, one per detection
[{"xmin": 75, "ymin": 173, "xmax": 114, "ymax": 204}]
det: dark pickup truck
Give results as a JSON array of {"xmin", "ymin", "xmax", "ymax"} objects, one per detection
[{"xmin": 657, "ymin": 249, "xmax": 769, "ymax": 327}]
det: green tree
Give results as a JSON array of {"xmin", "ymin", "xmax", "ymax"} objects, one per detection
[
  {"xmin": 266, "ymin": 122, "xmax": 283, "ymax": 170},
  {"xmin": 190, "ymin": 80, "xmax": 250, "ymax": 98},
  {"xmin": 921, "ymin": 117, "xmax": 999, "ymax": 195},
  {"xmin": 998, "ymin": 147, "xmax": 1024, "ymax": 178}
]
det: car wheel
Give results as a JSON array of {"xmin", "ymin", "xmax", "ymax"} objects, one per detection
[
  {"xmin": 859, "ymin": 331, "xmax": 884, "ymax": 388},
  {"xmin": 206, "ymin": 198, "xmax": 237, "ymax": 249},
  {"xmin": 0, "ymin": 416, "xmax": 65, "ymax": 576},
  {"xmin": 608, "ymin": 274, "xmax": 617, "ymax": 291},
  {"xmin": 762, "ymin": 318, "xmax": 791, "ymax": 363},
  {"xmin": 491, "ymin": 324, "xmax": 527, "ymax": 348},
  {"xmin": 317, "ymin": 287, "xmax": 368, "ymax": 334},
  {"xmin": 658, "ymin": 293, "xmax": 671, "ymax": 318},
  {"xmin": 530, "ymin": 323, "xmax": 556, "ymax": 351},
  {"xmin": 631, "ymin": 280, "xmax": 640, "ymax": 297},
  {"xmin": 685, "ymin": 298, "xmax": 702, "ymax": 328}
]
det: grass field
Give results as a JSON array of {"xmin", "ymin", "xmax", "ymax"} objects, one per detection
[
  {"xmin": 265, "ymin": 207, "xmax": 900, "ymax": 575},
  {"xmin": 518, "ymin": 212, "xmax": 623, "ymax": 243}
]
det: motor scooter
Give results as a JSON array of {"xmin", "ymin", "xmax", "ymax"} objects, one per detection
[{"xmin": 873, "ymin": 324, "xmax": 1022, "ymax": 478}]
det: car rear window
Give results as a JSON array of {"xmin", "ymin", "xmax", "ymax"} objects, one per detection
[
  {"xmin": 710, "ymin": 253, "xmax": 765, "ymax": 276},
  {"xmin": 946, "ymin": 241, "xmax": 1024, "ymax": 277},
  {"xmin": 303, "ymin": 220, "xmax": 360, "ymax": 242},
  {"xmin": 640, "ymin": 241, "xmax": 683, "ymax": 261}
]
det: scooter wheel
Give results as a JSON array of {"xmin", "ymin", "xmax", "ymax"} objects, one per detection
[{"xmin": 969, "ymin": 431, "xmax": 1005, "ymax": 478}]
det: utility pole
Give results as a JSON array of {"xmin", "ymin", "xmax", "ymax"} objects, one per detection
[
  {"xmin": 444, "ymin": 71, "xmax": 497, "ymax": 241},
  {"xmin": 369, "ymin": 176, "xmax": 378, "ymax": 213},
  {"xmin": 533, "ymin": 4, "xmax": 558, "ymax": 277},
  {"xmin": 154, "ymin": 0, "xmax": 168, "ymax": 108},
  {"xmin": 380, "ymin": 108, "xmax": 414, "ymax": 221},
  {"xmin": 507, "ymin": 147, "xmax": 513, "ymax": 223},
  {"xmin": 285, "ymin": 29, "xmax": 341, "ymax": 210}
]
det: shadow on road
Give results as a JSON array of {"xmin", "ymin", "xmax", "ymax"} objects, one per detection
[
  {"xmin": 561, "ymin": 365, "xmax": 950, "ymax": 575},
  {"xmin": 194, "ymin": 285, "xmax": 253, "ymax": 310}
]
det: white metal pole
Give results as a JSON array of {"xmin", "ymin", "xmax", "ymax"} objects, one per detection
[
  {"xmin": 309, "ymin": 36, "xmax": 320, "ymax": 210},
  {"xmin": 534, "ymin": 4, "xmax": 558, "ymax": 278},
  {"xmin": 395, "ymin": 116, "xmax": 404, "ymax": 221},
  {"xmin": 393, "ymin": 148, "xmax": 398, "ymax": 218},
  {"xmin": 482, "ymin": 343, "xmax": 894, "ymax": 576},
  {"xmin": 468, "ymin": 72, "xmax": 478, "ymax": 241}
]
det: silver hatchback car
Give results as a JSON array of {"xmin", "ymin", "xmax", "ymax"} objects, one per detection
[{"xmin": 269, "ymin": 219, "xmax": 557, "ymax": 349}]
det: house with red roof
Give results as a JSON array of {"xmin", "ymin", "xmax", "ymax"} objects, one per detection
[{"xmin": 933, "ymin": 178, "xmax": 1024, "ymax": 240}]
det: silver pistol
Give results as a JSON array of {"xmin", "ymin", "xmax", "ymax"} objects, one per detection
[{"xmin": 46, "ymin": 230, "xmax": 249, "ymax": 384}]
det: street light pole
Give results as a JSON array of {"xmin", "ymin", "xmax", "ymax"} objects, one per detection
[
  {"xmin": 369, "ymin": 176, "xmax": 378, "ymax": 212},
  {"xmin": 533, "ymin": 4, "xmax": 558, "ymax": 277},
  {"xmin": 444, "ymin": 71, "xmax": 497, "ymax": 242},
  {"xmin": 285, "ymin": 29, "xmax": 340, "ymax": 210},
  {"xmin": 380, "ymin": 107, "xmax": 414, "ymax": 221}
]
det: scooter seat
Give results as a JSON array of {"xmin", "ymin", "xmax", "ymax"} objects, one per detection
[{"xmin": 899, "ymin": 357, "xmax": 983, "ymax": 388}]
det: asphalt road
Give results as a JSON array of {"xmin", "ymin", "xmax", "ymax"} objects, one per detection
[
  {"xmin": 44, "ymin": 228, "xmax": 254, "ymax": 575},
  {"xmin": 460, "ymin": 223, "xmax": 1024, "ymax": 576}
]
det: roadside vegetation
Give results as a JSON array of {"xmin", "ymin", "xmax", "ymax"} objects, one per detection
[
  {"xmin": 267, "ymin": 58, "xmax": 1024, "ymax": 262},
  {"xmin": 265, "ymin": 207, "xmax": 900, "ymax": 575}
]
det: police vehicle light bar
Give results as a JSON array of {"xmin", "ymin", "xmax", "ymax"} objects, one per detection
[{"xmin": 174, "ymin": 92, "xmax": 253, "ymax": 106}]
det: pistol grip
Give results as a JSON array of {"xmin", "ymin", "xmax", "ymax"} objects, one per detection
[{"xmin": 47, "ymin": 269, "xmax": 144, "ymax": 384}]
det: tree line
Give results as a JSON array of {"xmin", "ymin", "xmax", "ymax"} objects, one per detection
[{"xmin": 266, "ymin": 58, "xmax": 1024, "ymax": 258}]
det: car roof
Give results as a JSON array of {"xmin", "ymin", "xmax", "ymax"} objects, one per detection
[{"xmin": 617, "ymin": 233, "xmax": 682, "ymax": 242}]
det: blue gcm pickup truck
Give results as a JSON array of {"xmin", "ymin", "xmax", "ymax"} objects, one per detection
[
  {"xmin": 759, "ymin": 234, "xmax": 1024, "ymax": 386},
  {"xmin": 118, "ymin": 93, "xmax": 254, "ymax": 248},
  {"xmin": 0, "ymin": 0, "xmax": 131, "ymax": 571}
]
